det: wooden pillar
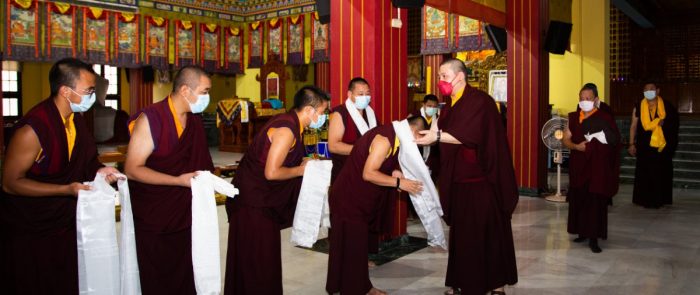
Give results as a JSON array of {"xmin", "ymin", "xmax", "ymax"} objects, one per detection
[
  {"xmin": 506, "ymin": 0, "xmax": 550, "ymax": 194},
  {"xmin": 314, "ymin": 62, "xmax": 331, "ymax": 93},
  {"xmin": 129, "ymin": 68, "xmax": 154, "ymax": 115},
  {"xmin": 330, "ymin": 0, "xmax": 409, "ymax": 237}
]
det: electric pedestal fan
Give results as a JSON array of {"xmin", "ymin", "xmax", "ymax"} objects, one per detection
[{"xmin": 541, "ymin": 116, "xmax": 569, "ymax": 202}]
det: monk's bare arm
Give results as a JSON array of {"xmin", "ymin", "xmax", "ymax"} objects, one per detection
[
  {"xmin": 628, "ymin": 108, "xmax": 638, "ymax": 156},
  {"xmin": 362, "ymin": 136, "xmax": 422, "ymax": 194},
  {"xmin": 124, "ymin": 115, "xmax": 195, "ymax": 187},
  {"xmin": 328, "ymin": 112, "xmax": 353, "ymax": 155},
  {"xmin": 1, "ymin": 125, "xmax": 88, "ymax": 197},
  {"xmin": 264, "ymin": 127, "xmax": 307, "ymax": 180},
  {"xmin": 415, "ymin": 128, "xmax": 462, "ymax": 145}
]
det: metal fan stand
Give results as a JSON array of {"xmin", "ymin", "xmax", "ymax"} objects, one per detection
[{"xmin": 545, "ymin": 150, "xmax": 567, "ymax": 202}]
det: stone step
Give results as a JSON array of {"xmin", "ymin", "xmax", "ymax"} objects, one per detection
[
  {"xmin": 680, "ymin": 133, "xmax": 700, "ymax": 142},
  {"xmin": 621, "ymin": 157, "xmax": 700, "ymax": 170},
  {"xmin": 674, "ymin": 150, "xmax": 700, "ymax": 160},
  {"xmin": 678, "ymin": 142, "xmax": 700, "ymax": 150},
  {"xmin": 620, "ymin": 165, "xmax": 700, "ymax": 180},
  {"xmin": 620, "ymin": 175, "xmax": 700, "ymax": 189}
]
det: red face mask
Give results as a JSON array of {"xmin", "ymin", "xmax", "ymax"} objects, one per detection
[{"xmin": 438, "ymin": 76, "xmax": 458, "ymax": 96}]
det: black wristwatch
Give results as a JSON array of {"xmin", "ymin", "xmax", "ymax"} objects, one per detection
[{"xmin": 396, "ymin": 177, "xmax": 401, "ymax": 189}]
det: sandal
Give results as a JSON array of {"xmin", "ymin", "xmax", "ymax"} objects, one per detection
[
  {"xmin": 490, "ymin": 291, "xmax": 506, "ymax": 295},
  {"xmin": 444, "ymin": 288, "xmax": 461, "ymax": 295}
]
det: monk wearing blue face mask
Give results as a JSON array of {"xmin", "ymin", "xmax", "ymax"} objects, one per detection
[
  {"xmin": 410, "ymin": 94, "xmax": 441, "ymax": 178},
  {"xmin": 124, "ymin": 65, "xmax": 215, "ymax": 294}
]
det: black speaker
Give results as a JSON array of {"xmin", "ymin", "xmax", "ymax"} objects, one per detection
[
  {"xmin": 544, "ymin": 21, "xmax": 573, "ymax": 54},
  {"xmin": 142, "ymin": 66, "xmax": 155, "ymax": 83},
  {"xmin": 485, "ymin": 25, "xmax": 507, "ymax": 53},
  {"xmin": 317, "ymin": 0, "xmax": 330, "ymax": 24},
  {"xmin": 391, "ymin": 0, "xmax": 425, "ymax": 8}
]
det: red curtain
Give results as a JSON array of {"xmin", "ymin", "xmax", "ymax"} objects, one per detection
[{"xmin": 314, "ymin": 62, "xmax": 330, "ymax": 95}]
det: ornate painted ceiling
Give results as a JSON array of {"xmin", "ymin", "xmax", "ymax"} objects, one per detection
[{"xmin": 147, "ymin": 0, "xmax": 316, "ymax": 15}]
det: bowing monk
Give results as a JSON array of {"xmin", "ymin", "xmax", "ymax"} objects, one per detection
[
  {"xmin": 224, "ymin": 86, "xmax": 330, "ymax": 295},
  {"xmin": 0, "ymin": 58, "xmax": 119, "ymax": 294},
  {"xmin": 328, "ymin": 77, "xmax": 378, "ymax": 183},
  {"xmin": 124, "ymin": 65, "xmax": 214, "ymax": 294},
  {"xmin": 564, "ymin": 84, "xmax": 621, "ymax": 253},
  {"xmin": 629, "ymin": 83, "xmax": 679, "ymax": 208},
  {"xmin": 415, "ymin": 58, "xmax": 518, "ymax": 295},
  {"xmin": 326, "ymin": 116, "xmax": 426, "ymax": 295}
]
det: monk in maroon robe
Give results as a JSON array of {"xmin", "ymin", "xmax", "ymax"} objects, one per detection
[
  {"xmin": 224, "ymin": 86, "xmax": 329, "ymax": 295},
  {"xmin": 629, "ymin": 83, "xmax": 679, "ymax": 209},
  {"xmin": 410, "ymin": 94, "xmax": 441, "ymax": 178},
  {"xmin": 564, "ymin": 84, "xmax": 621, "ymax": 253},
  {"xmin": 416, "ymin": 59, "xmax": 518, "ymax": 295},
  {"xmin": 0, "ymin": 58, "xmax": 118, "ymax": 294},
  {"xmin": 125, "ymin": 66, "xmax": 214, "ymax": 295},
  {"xmin": 326, "ymin": 117, "xmax": 426, "ymax": 295}
]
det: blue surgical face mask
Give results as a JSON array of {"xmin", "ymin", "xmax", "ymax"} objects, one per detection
[
  {"xmin": 425, "ymin": 106, "xmax": 438, "ymax": 117},
  {"xmin": 643, "ymin": 90, "xmax": 656, "ymax": 100},
  {"xmin": 67, "ymin": 88, "xmax": 96, "ymax": 113},
  {"xmin": 354, "ymin": 95, "xmax": 371, "ymax": 110},
  {"xmin": 309, "ymin": 110, "xmax": 327, "ymax": 129},
  {"xmin": 188, "ymin": 92, "xmax": 210, "ymax": 114}
]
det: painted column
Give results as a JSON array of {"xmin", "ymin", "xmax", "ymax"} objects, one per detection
[
  {"xmin": 330, "ymin": 0, "xmax": 409, "ymax": 237},
  {"xmin": 506, "ymin": 0, "xmax": 550, "ymax": 194}
]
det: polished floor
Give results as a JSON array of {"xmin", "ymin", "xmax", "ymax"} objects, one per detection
[{"xmin": 119, "ymin": 148, "xmax": 700, "ymax": 294}]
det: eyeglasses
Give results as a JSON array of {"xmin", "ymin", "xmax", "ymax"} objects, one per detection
[{"xmin": 70, "ymin": 87, "xmax": 95, "ymax": 96}]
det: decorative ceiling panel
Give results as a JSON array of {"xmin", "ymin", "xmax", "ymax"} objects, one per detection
[{"xmin": 148, "ymin": 0, "xmax": 316, "ymax": 15}]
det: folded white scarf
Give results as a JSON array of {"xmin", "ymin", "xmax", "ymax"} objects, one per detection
[
  {"xmin": 345, "ymin": 98, "xmax": 377, "ymax": 135},
  {"xmin": 291, "ymin": 160, "xmax": 333, "ymax": 247},
  {"xmin": 392, "ymin": 120, "xmax": 447, "ymax": 249}
]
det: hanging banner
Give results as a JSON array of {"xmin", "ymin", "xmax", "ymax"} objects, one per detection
[
  {"xmin": 145, "ymin": 16, "xmax": 169, "ymax": 71},
  {"xmin": 311, "ymin": 12, "xmax": 329, "ymax": 63},
  {"xmin": 5, "ymin": 0, "xmax": 40, "ymax": 61},
  {"xmin": 421, "ymin": 6, "xmax": 450, "ymax": 55},
  {"xmin": 175, "ymin": 20, "xmax": 196, "ymax": 68},
  {"xmin": 114, "ymin": 12, "xmax": 140, "ymax": 68},
  {"xmin": 248, "ymin": 21, "xmax": 263, "ymax": 68},
  {"xmin": 287, "ymin": 15, "xmax": 304, "ymax": 65},
  {"xmin": 83, "ymin": 7, "xmax": 110, "ymax": 64},
  {"xmin": 454, "ymin": 15, "xmax": 493, "ymax": 51},
  {"xmin": 267, "ymin": 18, "xmax": 283, "ymax": 62},
  {"xmin": 223, "ymin": 26, "xmax": 243, "ymax": 75},
  {"xmin": 200, "ymin": 23, "xmax": 220, "ymax": 73},
  {"xmin": 46, "ymin": 2, "xmax": 77, "ymax": 61}
]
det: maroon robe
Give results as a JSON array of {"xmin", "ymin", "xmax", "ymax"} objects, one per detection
[
  {"xmin": 224, "ymin": 112, "xmax": 305, "ymax": 295},
  {"xmin": 330, "ymin": 104, "xmax": 370, "ymax": 184},
  {"xmin": 567, "ymin": 110, "xmax": 621, "ymax": 239},
  {"xmin": 632, "ymin": 99, "xmax": 679, "ymax": 208},
  {"xmin": 326, "ymin": 124, "xmax": 400, "ymax": 295},
  {"xmin": 437, "ymin": 86, "xmax": 518, "ymax": 294},
  {"xmin": 0, "ymin": 99, "xmax": 102, "ymax": 295},
  {"xmin": 128, "ymin": 98, "xmax": 214, "ymax": 295}
]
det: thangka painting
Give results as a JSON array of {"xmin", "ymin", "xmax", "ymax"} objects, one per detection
[
  {"xmin": 46, "ymin": 2, "xmax": 76, "ymax": 61},
  {"xmin": 223, "ymin": 26, "xmax": 243, "ymax": 74},
  {"xmin": 145, "ymin": 16, "xmax": 169, "ymax": 70},
  {"xmin": 83, "ymin": 7, "xmax": 110, "ymax": 64},
  {"xmin": 5, "ymin": 0, "xmax": 40, "ymax": 61},
  {"xmin": 267, "ymin": 18, "xmax": 283, "ymax": 62},
  {"xmin": 200, "ymin": 24, "xmax": 221, "ymax": 72},
  {"xmin": 114, "ymin": 12, "xmax": 140, "ymax": 67},
  {"xmin": 421, "ymin": 6, "xmax": 450, "ymax": 55},
  {"xmin": 248, "ymin": 21, "xmax": 263, "ymax": 68},
  {"xmin": 454, "ymin": 15, "xmax": 493, "ymax": 51},
  {"xmin": 311, "ymin": 13, "xmax": 329, "ymax": 63},
  {"xmin": 287, "ymin": 15, "xmax": 304, "ymax": 65},
  {"xmin": 175, "ymin": 20, "xmax": 196, "ymax": 68}
]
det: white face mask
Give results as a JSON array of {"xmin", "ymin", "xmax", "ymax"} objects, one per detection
[
  {"xmin": 579, "ymin": 100, "xmax": 595, "ymax": 112},
  {"xmin": 354, "ymin": 95, "xmax": 371, "ymax": 110},
  {"xmin": 644, "ymin": 90, "xmax": 656, "ymax": 100}
]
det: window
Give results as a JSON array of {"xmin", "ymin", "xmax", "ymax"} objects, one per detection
[
  {"xmin": 93, "ymin": 64, "xmax": 121, "ymax": 110},
  {"xmin": 2, "ymin": 62, "xmax": 21, "ymax": 118}
]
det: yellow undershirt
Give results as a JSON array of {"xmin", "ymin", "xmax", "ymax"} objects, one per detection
[
  {"xmin": 168, "ymin": 96, "xmax": 184, "ymax": 138},
  {"xmin": 451, "ymin": 87, "xmax": 466, "ymax": 107},
  {"xmin": 63, "ymin": 113, "xmax": 76, "ymax": 159},
  {"xmin": 425, "ymin": 116, "xmax": 433, "ymax": 125}
]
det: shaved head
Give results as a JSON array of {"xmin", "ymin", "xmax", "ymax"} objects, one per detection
[{"xmin": 440, "ymin": 58, "xmax": 468, "ymax": 78}]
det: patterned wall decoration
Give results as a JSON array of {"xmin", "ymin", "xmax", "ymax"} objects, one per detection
[
  {"xmin": 5, "ymin": 0, "xmax": 40, "ymax": 61},
  {"xmin": 609, "ymin": 5, "xmax": 630, "ymax": 82},
  {"xmin": 454, "ymin": 15, "xmax": 493, "ymax": 51},
  {"xmin": 200, "ymin": 23, "xmax": 221, "ymax": 72},
  {"xmin": 175, "ymin": 20, "xmax": 197, "ymax": 68},
  {"xmin": 421, "ymin": 5, "xmax": 450, "ymax": 55},
  {"xmin": 248, "ymin": 21, "xmax": 263, "ymax": 68},
  {"xmin": 139, "ymin": 0, "xmax": 315, "ymax": 22},
  {"xmin": 145, "ymin": 16, "xmax": 169, "ymax": 70},
  {"xmin": 311, "ymin": 12, "xmax": 329, "ymax": 63},
  {"xmin": 267, "ymin": 18, "xmax": 283, "ymax": 61},
  {"xmin": 83, "ymin": 7, "xmax": 110, "ymax": 64},
  {"xmin": 286, "ymin": 14, "xmax": 304, "ymax": 65},
  {"xmin": 46, "ymin": 2, "xmax": 77, "ymax": 61},
  {"xmin": 223, "ymin": 26, "xmax": 243, "ymax": 74},
  {"xmin": 114, "ymin": 12, "xmax": 140, "ymax": 67}
]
